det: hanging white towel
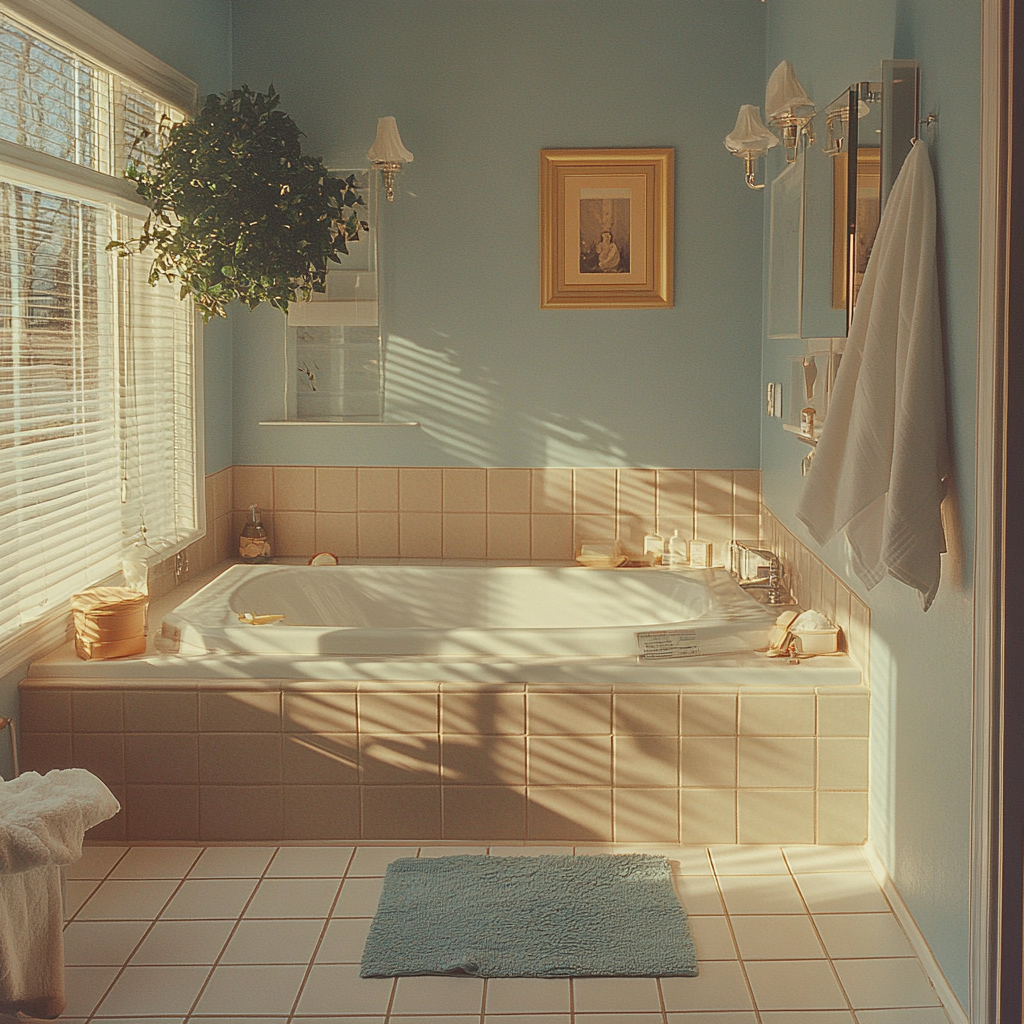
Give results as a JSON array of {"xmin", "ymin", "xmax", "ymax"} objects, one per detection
[
  {"xmin": 0, "ymin": 768, "xmax": 120, "ymax": 1018},
  {"xmin": 796, "ymin": 139, "xmax": 950, "ymax": 610}
]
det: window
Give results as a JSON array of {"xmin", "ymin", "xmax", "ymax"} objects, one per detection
[{"xmin": 0, "ymin": 0, "xmax": 200, "ymax": 662}]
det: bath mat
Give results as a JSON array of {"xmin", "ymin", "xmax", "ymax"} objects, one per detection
[{"xmin": 359, "ymin": 853, "xmax": 697, "ymax": 978}]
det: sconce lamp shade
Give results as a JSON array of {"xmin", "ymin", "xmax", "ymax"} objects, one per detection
[
  {"xmin": 725, "ymin": 105, "xmax": 779, "ymax": 157},
  {"xmin": 366, "ymin": 116, "xmax": 414, "ymax": 165},
  {"xmin": 766, "ymin": 60, "xmax": 814, "ymax": 121}
]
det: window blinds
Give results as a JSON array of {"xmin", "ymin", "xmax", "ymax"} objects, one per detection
[{"xmin": 0, "ymin": 4, "xmax": 200, "ymax": 654}]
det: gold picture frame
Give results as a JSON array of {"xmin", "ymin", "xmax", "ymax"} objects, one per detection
[{"xmin": 540, "ymin": 147, "xmax": 674, "ymax": 309}]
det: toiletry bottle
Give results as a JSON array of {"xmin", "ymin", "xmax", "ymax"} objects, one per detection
[
  {"xmin": 643, "ymin": 531, "xmax": 664, "ymax": 566},
  {"xmin": 239, "ymin": 504, "xmax": 272, "ymax": 564},
  {"xmin": 667, "ymin": 530, "xmax": 688, "ymax": 568},
  {"xmin": 689, "ymin": 539, "xmax": 712, "ymax": 567}
]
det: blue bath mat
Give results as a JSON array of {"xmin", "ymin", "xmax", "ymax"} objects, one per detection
[{"xmin": 359, "ymin": 853, "xmax": 698, "ymax": 978}]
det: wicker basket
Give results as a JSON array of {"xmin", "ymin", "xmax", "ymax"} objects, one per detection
[{"xmin": 72, "ymin": 587, "xmax": 148, "ymax": 660}]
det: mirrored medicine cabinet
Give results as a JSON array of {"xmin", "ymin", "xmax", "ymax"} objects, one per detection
[{"xmin": 767, "ymin": 58, "xmax": 920, "ymax": 341}]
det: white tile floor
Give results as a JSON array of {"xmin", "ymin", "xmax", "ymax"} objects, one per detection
[{"xmin": 29, "ymin": 843, "xmax": 954, "ymax": 1024}]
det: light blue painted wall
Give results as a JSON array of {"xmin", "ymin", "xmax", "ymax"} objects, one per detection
[
  {"xmin": 761, "ymin": 1, "xmax": 979, "ymax": 1007},
  {"xmin": 229, "ymin": 0, "xmax": 767, "ymax": 468}
]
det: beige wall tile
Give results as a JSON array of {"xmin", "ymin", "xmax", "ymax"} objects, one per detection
[
  {"xmin": 19, "ymin": 732, "xmax": 72, "ymax": 773},
  {"xmin": 200, "ymin": 786, "xmax": 283, "ymax": 841},
  {"xmin": 200, "ymin": 692, "xmax": 281, "ymax": 733},
  {"xmin": 360, "ymin": 693, "xmax": 438, "ymax": 733},
  {"xmin": 443, "ymin": 786, "xmax": 526, "ymax": 840},
  {"xmin": 357, "ymin": 468, "xmax": 399, "ymax": 511},
  {"xmin": 274, "ymin": 511, "xmax": 316, "ymax": 557},
  {"xmin": 614, "ymin": 789, "xmax": 679, "ymax": 843},
  {"xmin": 573, "ymin": 514, "xmax": 617, "ymax": 551},
  {"xmin": 733, "ymin": 470, "xmax": 761, "ymax": 517},
  {"xmin": 617, "ymin": 469, "xmax": 657, "ymax": 519},
  {"xmin": 442, "ymin": 692, "xmax": 525, "ymax": 735},
  {"xmin": 738, "ymin": 737, "xmax": 815, "ymax": 788},
  {"xmin": 574, "ymin": 468, "xmax": 616, "ymax": 515},
  {"xmin": 616, "ymin": 514, "xmax": 657, "ymax": 558},
  {"xmin": 442, "ymin": 468, "xmax": 487, "ymax": 512},
  {"xmin": 126, "ymin": 785, "xmax": 199, "ymax": 841},
  {"xmin": 527, "ymin": 693, "xmax": 611, "ymax": 735},
  {"xmin": 680, "ymin": 789, "xmax": 736, "ymax": 844},
  {"xmin": 360, "ymin": 734, "xmax": 440, "ymax": 785},
  {"xmin": 211, "ymin": 467, "xmax": 231, "ymax": 519},
  {"xmin": 817, "ymin": 737, "xmax": 869, "ymax": 790},
  {"xmin": 737, "ymin": 791, "xmax": 815, "ymax": 844},
  {"xmin": 817, "ymin": 693, "xmax": 870, "ymax": 737},
  {"xmin": 614, "ymin": 693, "xmax": 679, "ymax": 735},
  {"xmin": 125, "ymin": 691, "xmax": 197, "ymax": 733},
  {"xmin": 614, "ymin": 735, "xmax": 679, "ymax": 787},
  {"xmin": 443, "ymin": 513, "xmax": 487, "ymax": 559},
  {"xmin": 531, "ymin": 468, "xmax": 572, "ymax": 513},
  {"xmin": 680, "ymin": 736, "xmax": 737, "ymax": 788},
  {"xmin": 199, "ymin": 733, "xmax": 282, "ymax": 785},
  {"xmin": 223, "ymin": 510, "xmax": 248, "ymax": 561},
  {"xmin": 528, "ymin": 787, "xmax": 612, "ymax": 842},
  {"xmin": 441, "ymin": 736, "xmax": 526, "ymax": 785},
  {"xmin": 399, "ymin": 512, "xmax": 443, "ymax": 558},
  {"xmin": 357, "ymin": 512, "xmax": 399, "ymax": 557},
  {"xmin": 531, "ymin": 515, "xmax": 573, "ymax": 561},
  {"xmin": 399, "ymin": 468, "xmax": 442, "ymax": 512},
  {"xmin": 283, "ymin": 734, "xmax": 358, "ymax": 785},
  {"xmin": 680, "ymin": 694, "xmax": 737, "ymax": 736},
  {"xmin": 487, "ymin": 514, "xmax": 531, "ymax": 559},
  {"xmin": 732, "ymin": 516, "xmax": 760, "ymax": 545},
  {"xmin": 273, "ymin": 466, "xmax": 315, "ymax": 511},
  {"xmin": 315, "ymin": 467, "xmax": 357, "ymax": 512},
  {"xmin": 488, "ymin": 469, "xmax": 531, "ymax": 513},
  {"xmin": 362, "ymin": 786, "xmax": 441, "ymax": 839},
  {"xmin": 74, "ymin": 733, "xmax": 125, "ymax": 786},
  {"xmin": 739, "ymin": 694, "xmax": 816, "ymax": 735},
  {"xmin": 125, "ymin": 733, "xmax": 198, "ymax": 784},
  {"xmin": 692, "ymin": 515, "xmax": 734, "ymax": 560},
  {"xmin": 19, "ymin": 689, "xmax": 72, "ymax": 733},
  {"xmin": 283, "ymin": 786, "xmax": 360, "ymax": 841},
  {"xmin": 695, "ymin": 471, "xmax": 734, "ymax": 516},
  {"xmin": 528, "ymin": 736, "xmax": 612, "ymax": 786},
  {"xmin": 657, "ymin": 470, "xmax": 695, "ymax": 523},
  {"xmin": 816, "ymin": 791, "xmax": 868, "ymax": 844},
  {"xmin": 284, "ymin": 693, "xmax": 357, "ymax": 733},
  {"xmin": 315, "ymin": 512, "xmax": 358, "ymax": 557}
]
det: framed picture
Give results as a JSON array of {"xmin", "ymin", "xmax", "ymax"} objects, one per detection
[{"xmin": 540, "ymin": 147, "xmax": 674, "ymax": 309}]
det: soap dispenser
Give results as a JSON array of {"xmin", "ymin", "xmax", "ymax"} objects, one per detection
[
  {"xmin": 667, "ymin": 530, "xmax": 688, "ymax": 568},
  {"xmin": 239, "ymin": 504, "xmax": 272, "ymax": 564}
]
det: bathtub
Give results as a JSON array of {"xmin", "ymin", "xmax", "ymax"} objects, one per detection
[{"xmin": 161, "ymin": 563, "xmax": 778, "ymax": 660}]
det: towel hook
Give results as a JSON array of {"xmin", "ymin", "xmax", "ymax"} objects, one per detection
[
  {"xmin": 913, "ymin": 113, "xmax": 937, "ymax": 144},
  {"xmin": 0, "ymin": 718, "xmax": 19, "ymax": 778}
]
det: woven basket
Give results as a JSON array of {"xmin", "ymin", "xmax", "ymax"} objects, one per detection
[{"xmin": 72, "ymin": 586, "xmax": 148, "ymax": 660}]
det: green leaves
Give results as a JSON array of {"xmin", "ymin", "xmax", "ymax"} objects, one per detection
[{"xmin": 111, "ymin": 85, "xmax": 366, "ymax": 321}]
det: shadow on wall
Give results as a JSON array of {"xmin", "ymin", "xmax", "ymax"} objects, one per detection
[{"xmin": 386, "ymin": 334, "xmax": 634, "ymax": 467}]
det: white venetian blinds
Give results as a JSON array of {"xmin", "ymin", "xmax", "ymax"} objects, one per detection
[{"xmin": 0, "ymin": 1, "xmax": 199, "ymax": 654}]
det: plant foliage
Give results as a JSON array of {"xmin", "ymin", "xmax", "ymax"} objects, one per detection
[{"xmin": 109, "ymin": 85, "xmax": 367, "ymax": 321}]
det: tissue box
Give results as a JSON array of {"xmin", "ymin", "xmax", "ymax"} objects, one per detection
[
  {"xmin": 790, "ymin": 626, "xmax": 840, "ymax": 654},
  {"xmin": 72, "ymin": 586, "xmax": 148, "ymax": 660}
]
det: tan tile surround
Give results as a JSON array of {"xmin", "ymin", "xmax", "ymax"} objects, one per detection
[{"xmin": 18, "ymin": 468, "xmax": 871, "ymax": 848}]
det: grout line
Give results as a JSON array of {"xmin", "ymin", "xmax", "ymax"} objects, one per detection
[
  {"xmin": 654, "ymin": 976, "xmax": 669, "ymax": 1024},
  {"xmin": 284, "ymin": 844, "xmax": 357, "ymax": 1022}
]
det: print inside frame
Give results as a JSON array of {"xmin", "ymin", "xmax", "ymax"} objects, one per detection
[{"xmin": 540, "ymin": 148, "xmax": 674, "ymax": 309}]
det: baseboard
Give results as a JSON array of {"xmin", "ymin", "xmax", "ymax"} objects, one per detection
[{"xmin": 862, "ymin": 842, "xmax": 968, "ymax": 1024}]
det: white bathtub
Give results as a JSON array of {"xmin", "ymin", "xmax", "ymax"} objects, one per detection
[{"xmin": 162, "ymin": 564, "xmax": 778, "ymax": 659}]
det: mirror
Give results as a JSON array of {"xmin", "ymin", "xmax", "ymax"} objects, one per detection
[{"xmin": 767, "ymin": 59, "xmax": 919, "ymax": 339}]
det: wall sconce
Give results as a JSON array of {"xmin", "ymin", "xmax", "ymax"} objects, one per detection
[
  {"xmin": 724, "ymin": 104, "xmax": 779, "ymax": 190},
  {"xmin": 366, "ymin": 116, "xmax": 413, "ymax": 201},
  {"xmin": 765, "ymin": 60, "xmax": 816, "ymax": 162}
]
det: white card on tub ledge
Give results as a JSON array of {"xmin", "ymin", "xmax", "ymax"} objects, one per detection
[{"xmin": 636, "ymin": 629, "xmax": 701, "ymax": 660}]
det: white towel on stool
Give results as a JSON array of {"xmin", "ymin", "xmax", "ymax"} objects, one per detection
[
  {"xmin": 796, "ymin": 139, "xmax": 951, "ymax": 610},
  {"xmin": 0, "ymin": 768, "xmax": 120, "ymax": 1018}
]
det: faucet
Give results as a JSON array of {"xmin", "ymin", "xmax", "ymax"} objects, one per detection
[{"xmin": 739, "ymin": 555, "xmax": 789, "ymax": 604}]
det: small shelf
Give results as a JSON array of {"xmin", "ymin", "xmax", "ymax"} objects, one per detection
[{"xmin": 783, "ymin": 423, "xmax": 820, "ymax": 446}]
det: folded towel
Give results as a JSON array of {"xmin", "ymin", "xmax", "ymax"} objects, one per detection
[
  {"xmin": 0, "ymin": 769, "xmax": 120, "ymax": 1019},
  {"xmin": 796, "ymin": 139, "xmax": 951, "ymax": 610}
]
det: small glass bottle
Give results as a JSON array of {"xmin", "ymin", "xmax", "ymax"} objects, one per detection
[
  {"xmin": 239, "ymin": 504, "xmax": 272, "ymax": 563},
  {"xmin": 667, "ymin": 530, "xmax": 688, "ymax": 568},
  {"xmin": 643, "ymin": 531, "xmax": 664, "ymax": 566}
]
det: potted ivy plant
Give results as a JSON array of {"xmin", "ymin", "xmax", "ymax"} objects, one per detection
[{"xmin": 110, "ymin": 85, "xmax": 367, "ymax": 321}]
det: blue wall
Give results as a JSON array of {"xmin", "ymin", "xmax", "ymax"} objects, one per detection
[
  {"xmin": 230, "ymin": 0, "xmax": 767, "ymax": 468},
  {"xmin": 760, "ymin": 0, "xmax": 979, "ymax": 1008}
]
